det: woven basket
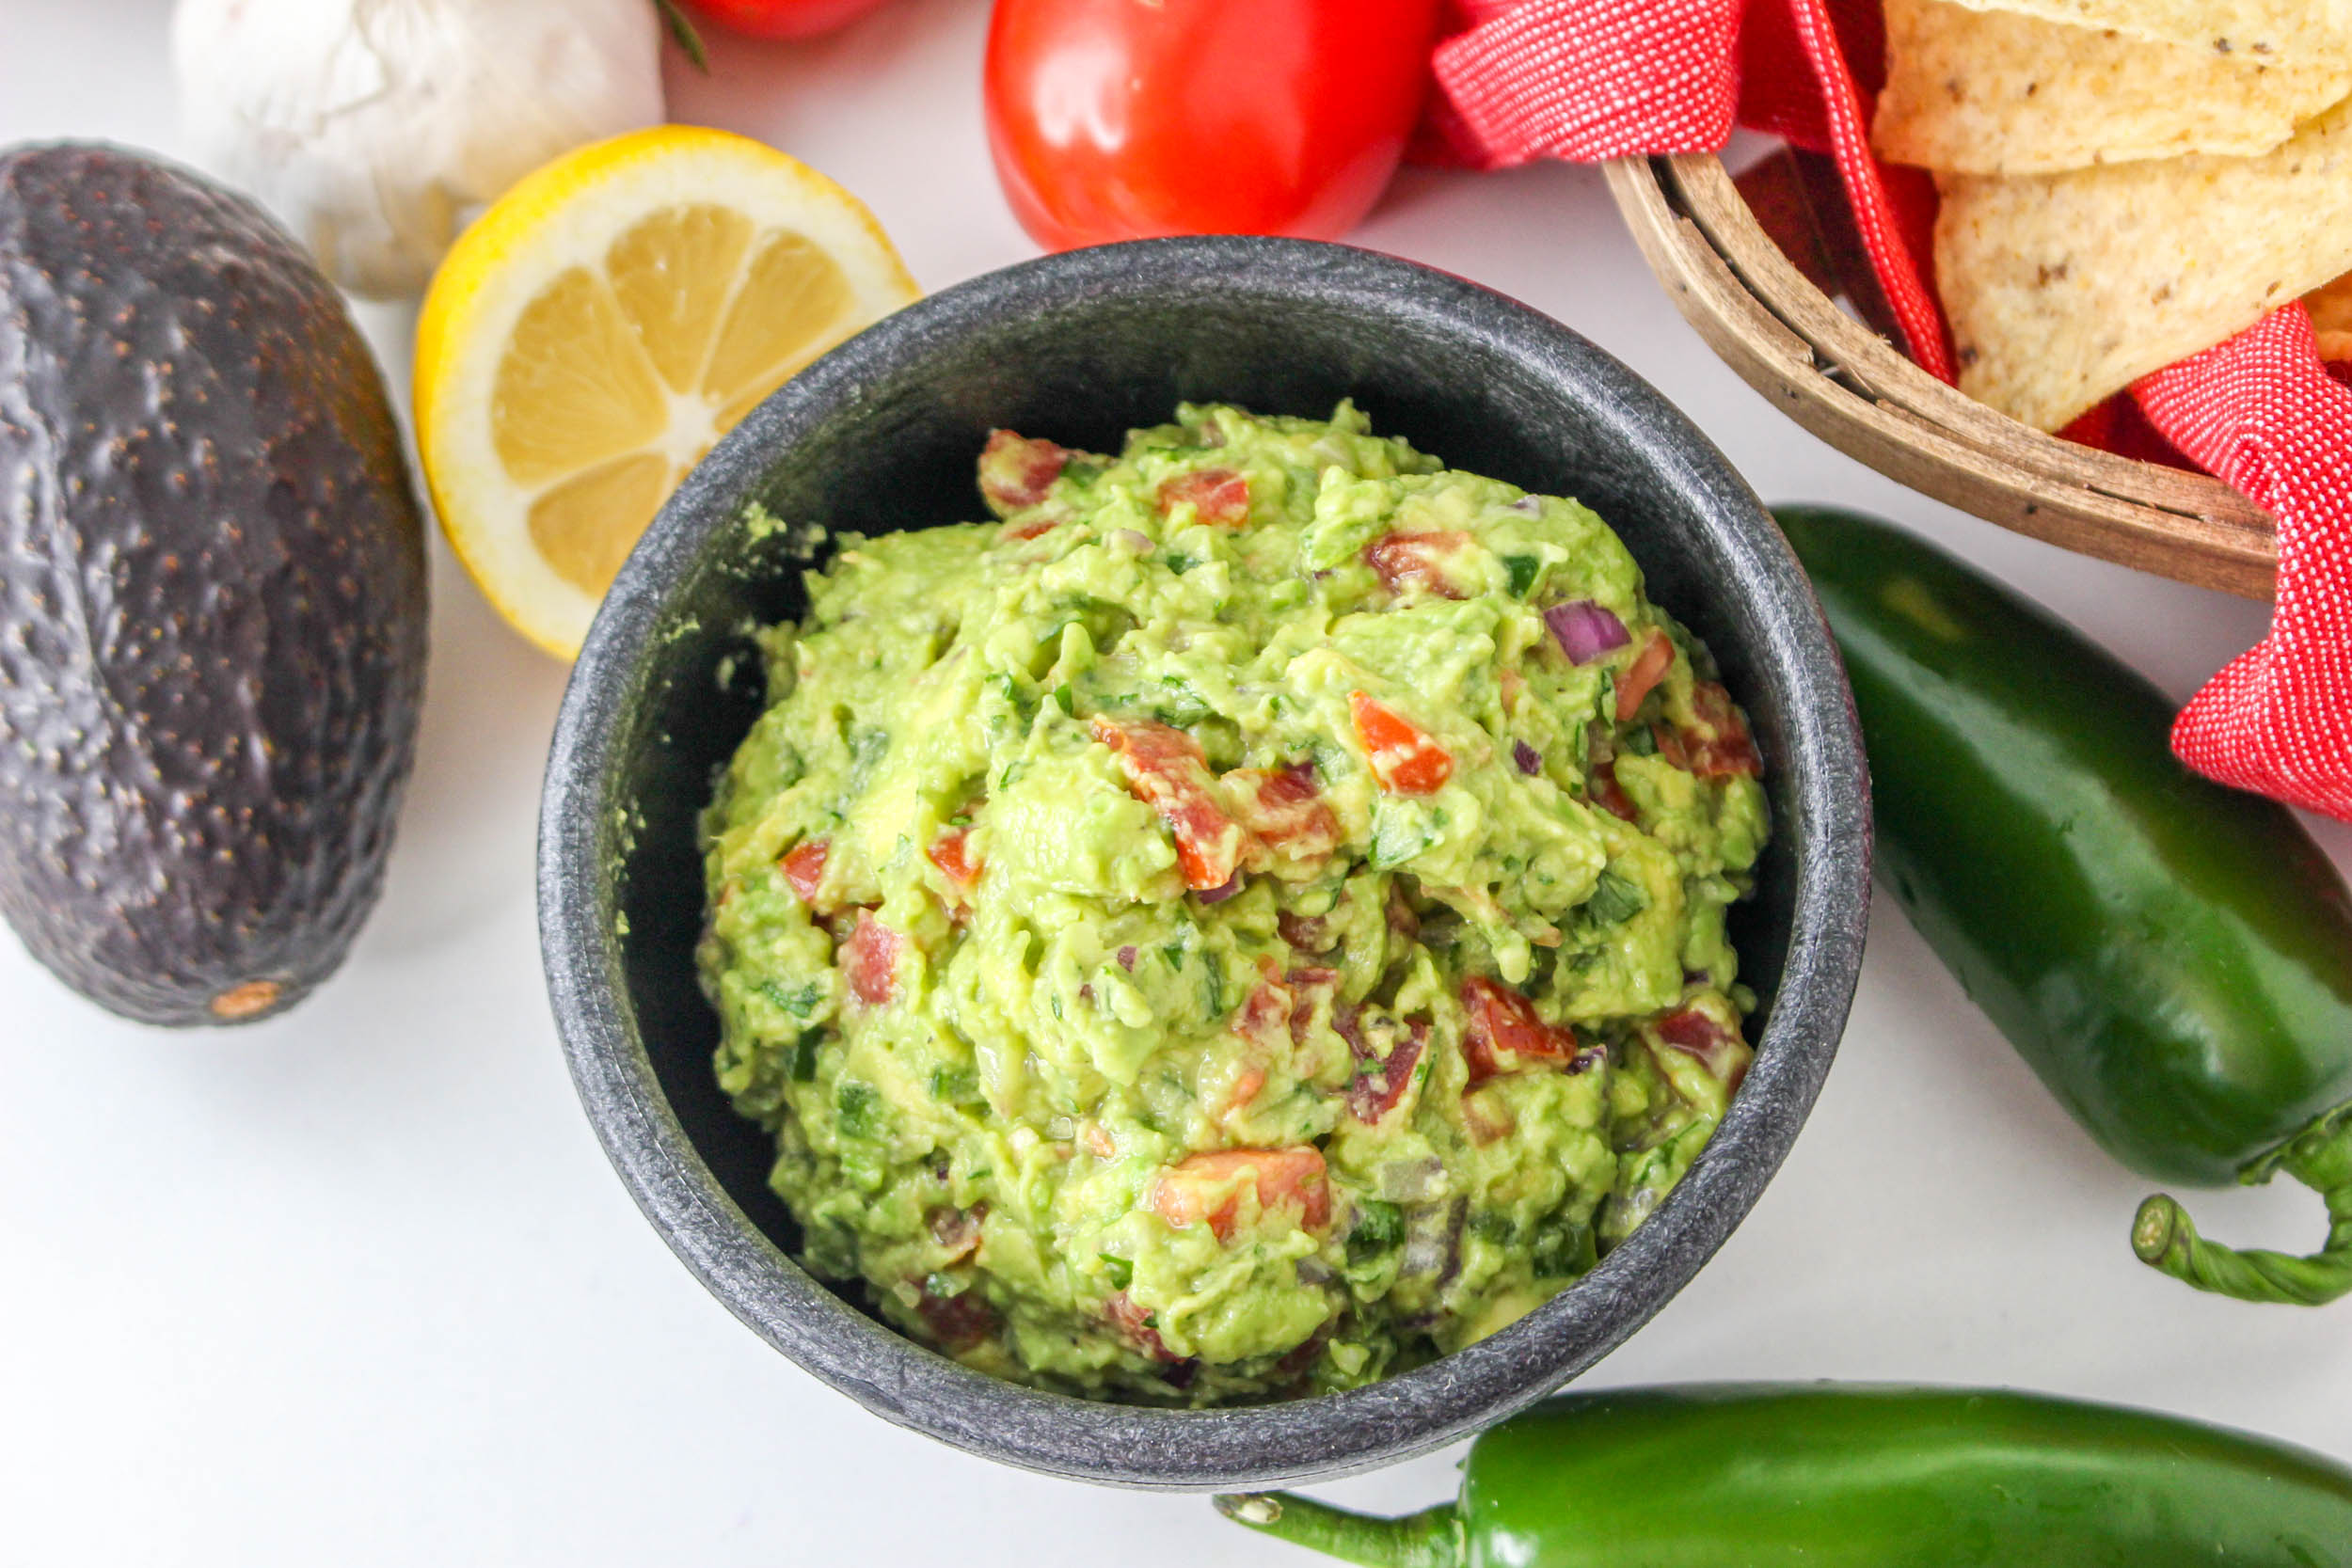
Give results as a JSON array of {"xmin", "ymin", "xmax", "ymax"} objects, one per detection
[{"xmin": 1605, "ymin": 151, "xmax": 2278, "ymax": 600}]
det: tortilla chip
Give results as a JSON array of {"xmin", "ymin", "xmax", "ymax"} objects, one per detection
[
  {"xmin": 1937, "ymin": 0, "xmax": 2352, "ymax": 64},
  {"xmin": 1939, "ymin": 97, "xmax": 2352, "ymax": 429},
  {"xmin": 2306, "ymin": 271, "xmax": 2352, "ymax": 359},
  {"xmin": 1877, "ymin": 0, "xmax": 2351, "ymax": 173}
]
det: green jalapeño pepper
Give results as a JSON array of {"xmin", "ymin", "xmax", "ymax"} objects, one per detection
[
  {"xmin": 1217, "ymin": 1386, "xmax": 2352, "ymax": 1567},
  {"xmin": 1777, "ymin": 505, "xmax": 2352, "ymax": 1306}
]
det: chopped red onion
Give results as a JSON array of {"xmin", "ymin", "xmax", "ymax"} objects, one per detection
[
  {"xmin": 1513, "ymin": 740, "xmax": 1542, "ymax": 776},
  {"xmin": 1197, "ymin": 874, "xmax": 1244, "ymax": 905},
  {"xmin": 1117, "ymin": 945, "xmax": 1138, "ymax": 971},
  {"xmin": 1545, "ymin": 600, "xmax": 1629, "ymax": 665}
]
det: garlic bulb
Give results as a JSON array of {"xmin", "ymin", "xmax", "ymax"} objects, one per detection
[{"xmin": 172, "ymin": 0, "xmax": 666, "ymax": 299}]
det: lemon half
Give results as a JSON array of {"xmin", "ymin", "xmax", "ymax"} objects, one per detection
[{"xmin": 416, "ymin": 126, "xmax": 919, "ymax": 658}]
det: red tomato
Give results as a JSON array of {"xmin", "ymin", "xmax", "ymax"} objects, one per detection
[
  {"xmin": 1616, "ymin": 629, "xmax": 1677, "ymax": 722},
  {"xmin": 1091, "ymin": 716, "xmax": 1251, "ymax": 889},
  {"xmin": 779, "ymin": 840, "xmax": 830, "ymax": 905},
  {"xmin": 927, "ymin": 827, "xmax": 983, "ymax": 893},
  {"xmin": 913, "ymin": 1282, "xmax": 998, "ymax": 1348},
  {"xmin": 1343, "ymin": 1014, "xmax": 1427, "ymax": 1124},
  {"xmin": 1157, "ymin": 468, "xmax": 1251, "ymax": 527},
  {"xmin": 1103, "ymin": 1291, "xmax": 1183, "ymax": 1362},
  {"xmin": 977, "ymin": 429, "xmax": 1069, "ymax": 514},
  {"xmin": 1364, "ymin": 530, "xmax": 1474, "ymax": 599},
  {"xmin": 1589, "ymin": 758, "xmax": 1639, "ymax": 822},
  {"xmin": 1229, "ymin": 763, "xmax": 1341, "ymax": 865},
  {"xmin": 1232, "ymin": 971, "xmax": 1295, "ymax": 1046},
  {"xmin": 1460, "ymin": 975, "xmax": 1582, "ymax": 1086},
  {"xmin": 984, "ymin": 0, "xmax": 1443, "ymax": 251},
  {"xmin": 842, "ymin": 911, "xmax": 901, "ymax": 1006},
  {"xmin": 1348, "ymin": 691, "xmax": 1453, "ymax": 796},
  {"xmin": 684, "ymin": 0, "xmax": 892, "ymax": 40},
  {"xmin": 1655, "ymin": 1006, "xmax": 1749, "ymax": 1086},
  {"xmin": 1683, "ymin": 680, "xmax": 1763, "ymax": 779},
  {"xmin": 1150, "ymin": 1148, "xmax": 1330, "ymax": 1240}
]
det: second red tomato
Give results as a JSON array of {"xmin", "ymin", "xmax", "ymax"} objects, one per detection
[
  {"xmin": 686, "ymin": 0, "xmax": 894, "ymax": 40},
  {"xmin": 984, "ymin": 0, "xmax": 1443, "ymax": 252}
]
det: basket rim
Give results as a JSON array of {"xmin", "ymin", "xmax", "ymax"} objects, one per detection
[{"xmin": 1606, "ymin": 151, "xmax": 2276, "ymax": 601}]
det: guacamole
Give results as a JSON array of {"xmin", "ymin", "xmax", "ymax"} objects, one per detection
[{"xmin": 698, "ymin": 404, "xmax": 1769, "ymax": 1405}]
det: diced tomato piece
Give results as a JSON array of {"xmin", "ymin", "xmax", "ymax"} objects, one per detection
[
  {"xmin": 1002, "ymin": 515, "xmax": 1057, "ymax": 542},
  {"xmin": 1104, "ymin": 1291, "xmax": 1183, "ymax": 1362},
  {"xmin": 1233, "ymin": 971, "xmax": 1294, "ymax": 1044},
  {"xmin": 1278, "ymin": 910, "xmax": 1332, "ymax": 953},
  {"xmin": 1683, "ymin": 680, "xmax": 1762, "ymax": 779},
  {"xmin": 1223, "ymin": 1065, "xmax": 1268, "ymax": 1115},
  {"xmin": 780, "ymin": 839, "xmax": 830, "ymax": 905},
  {"xmin": 1092, "ymin": 716, "xmax": 1252, "ymax": 889},
  {"xmin": 1150, "ymin": 1148, "xmax": 1330, "ymax": 1240},
  {"xmin": 1345, "ymin": 1014, "xmax": 1428, "ymax": 1124},
  {"xmin": 1158, "ymin": 467, "xmax": 1251, "ymax": 526},
  {"xmin": 1364, "ymin": 530, "xmax": 1473, "ymax": 599},
  {"xmin": 1589, "ymin": 759, "xmax": 1639, "ymax": 822},
  {"xmin": 1656, "ymin": 1006, "xmax": 1750, "ymax": 1088},
  {"xmin": 1615, "ymin": 629, "xmax": 1676, "ymax": 721},
  {"xmin": 927, "ymin": 827, "xmax": 983, "ymax": 893},
  {"xmin": 914, "ymin": 1283, "xmax": 998, "ymax": 1350},
  {"xmin": 1282, "ymin": 965, "xmax": 1341, "ymax": 1048},
  {"xmin": 977, "ymin": 429, "xmax": 1068, "ymax": 514},
  {"xmin": 1460, "ymin": 975, "xmax": 1581, "ymax": 1087},
  {"xmin": 1231, "ymin": 762, "xmax": 1342, "ymax": 865},
  {"xmin": 842, "ymin": 911, "xmax": 901, "ymax": 1006},
  {"xmin": 1653, "ymin": 724, "xmax": 1692, "ymax": 771},
  {"xmin": 1349, "ymin": 691, "xmax": 1453, "ymax": 796},
  {"xmin": 927, "ymin": 1204, "xmax": 987, "ymax": 1262}
]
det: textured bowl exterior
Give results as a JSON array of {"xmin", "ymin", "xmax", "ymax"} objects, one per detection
[{"xmin": 539, "ymin": 237, "xmax": 1869, "ymax": 1490}]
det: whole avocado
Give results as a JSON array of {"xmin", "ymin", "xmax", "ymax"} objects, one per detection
[{"xmin": 0, "ymin": 144, "xmax": 428, "ymax": 1027}]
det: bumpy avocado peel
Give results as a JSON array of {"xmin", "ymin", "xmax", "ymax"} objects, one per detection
[{"xmin": 0, "ymin": 143, "xmax": 428, "ymax": 1027}]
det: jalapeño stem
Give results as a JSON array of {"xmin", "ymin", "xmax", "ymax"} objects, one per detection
[
  {"xmin": 2133, "ymin": 1105, "xmax": 2352, "ymax": 1307},
  {"xmin": 1212, "ymin": 1494, "xmax": 1464, "ymax": 1568}
]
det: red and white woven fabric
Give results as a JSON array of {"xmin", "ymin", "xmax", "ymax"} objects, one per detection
[{"xmin": 1426, "ymin": 0, "xmax": 2352, "ymax": 821}]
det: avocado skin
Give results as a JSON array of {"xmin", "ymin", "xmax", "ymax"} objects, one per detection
[{"xmin": 0, "ymin": 144, "xmax": 429, "ymax": 1027}]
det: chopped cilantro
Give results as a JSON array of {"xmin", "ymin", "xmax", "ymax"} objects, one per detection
[
  {"xmin": 1348, "ymin": 1200, "xmax": 1405, "ymax": 1262},
  {"xmin": 787, "ymin": 1030, "xmax": 823, "ymax": 1083},
  {"xmin": 1588, "ymin": 869, "xmax": 1649, "ymax": 926},
  {"xmin": 836, "ymin": 1081, "xmax": 883, "ymax": 1140},
  {"xmin": 760, "ymin": 979, "xmax": 823, "ymax": 1017}
]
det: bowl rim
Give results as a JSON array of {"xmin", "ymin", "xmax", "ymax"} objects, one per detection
[{"xmin": 538, "ymin": 234, "xmax": 1870, "ymax": 1492}]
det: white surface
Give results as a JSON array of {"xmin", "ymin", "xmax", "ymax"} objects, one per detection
[{"xmin": 3, "ymin": 3, "xmax": 2347, "ymax": 1563}]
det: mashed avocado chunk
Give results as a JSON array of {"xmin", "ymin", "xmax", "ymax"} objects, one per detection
[{"xmin": 698, "ymin": 404, "xmax": 1769, "ymax": 1405}]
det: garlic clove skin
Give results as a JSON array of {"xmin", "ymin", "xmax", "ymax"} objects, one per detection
[{"xmin": 172, "ymin": 0, "xmax": 666, "ymax": 300}]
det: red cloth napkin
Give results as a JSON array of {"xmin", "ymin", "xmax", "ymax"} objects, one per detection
[
  {"xmin": 2138, "ymin": 310, "xmax": 2352, "ymax": 820},
  {"xmin": 1426, "ymin": 0, "xmax": 2352, "ymax": 822}
]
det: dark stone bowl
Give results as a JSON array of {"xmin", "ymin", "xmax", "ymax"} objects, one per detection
[{"xmin": 538, "ymin": 237, "xmax": 1869, "ymax": 1492}]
